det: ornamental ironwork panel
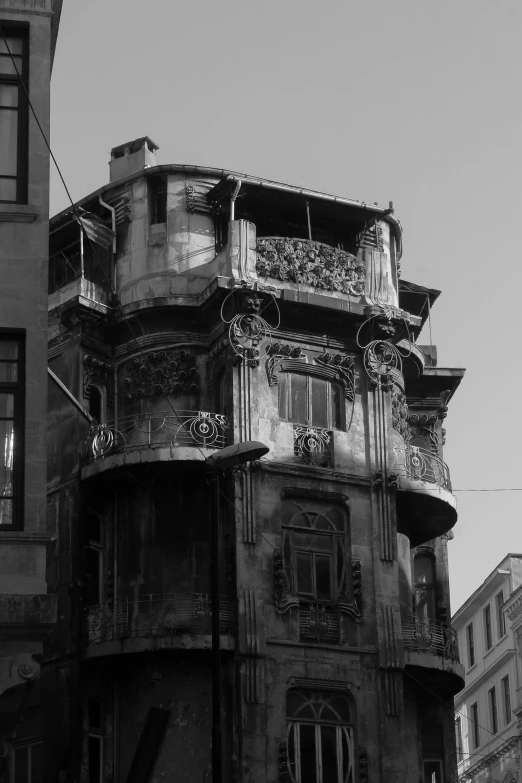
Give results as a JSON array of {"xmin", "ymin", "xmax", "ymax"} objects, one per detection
[
  {"xmin": 293, "ymin": 426, "xmax": 333, "ymax": 468},
  {"xmin": 83, "ymin": 410, "xmax": 228, "ymax": 463},
  {"xmin": 393, "ymin": 445, "xmax": 451, "ymax": 491},
  {"xmin": 84, "ymin": 593, "xmax": 236, "ymax": 644},
  {"xmin": 298, "ymin": 603, "xmax": 340, "ymax": 643},
  {"xmin": 402, "ymin": 617, "xmax": 460, "ymax": 662},
  {"xmin": 256, "ymin": 237, "xmax": 365, "ymax": 296}
]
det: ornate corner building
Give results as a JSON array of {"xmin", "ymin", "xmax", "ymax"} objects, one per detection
[{"xmin": 44, "ymin": 138, "xmax": 465, "ymax": 782}]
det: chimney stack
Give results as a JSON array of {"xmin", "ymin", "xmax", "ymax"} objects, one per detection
[{"xmin": 109, "ymin": 137, "xmax": 159, "ymax": 183}]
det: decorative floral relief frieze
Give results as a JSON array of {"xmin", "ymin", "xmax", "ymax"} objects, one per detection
[
  {"xmin": 256, "ymin": 237, "xmax": 366, "ymax": 296},
  {"xmin": 392, "ymin": 390, "xmax": 409, "ymax": 440},
  {"xmin": 359, "ymin": 747, "xmax": 369, "ymax": 783},
  {"xmin": 123, "ymin": 349, "xmax": 199, "ymax": 402},
  {"xmin": 278, "ymin": 742, "xmax": 289, "ymax": 781},
  {"xmin": 315, "ymin": 352, "xmax": 355, "ymax": 401},
  {"xmin": 265, "ymin": 342, "xmax": 305, "ymax": 385}
]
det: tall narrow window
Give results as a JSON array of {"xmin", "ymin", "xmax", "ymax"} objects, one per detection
[
  {"xmin": 0, "ymin": 334, "xmax": 23, "ymax": 528},
  {"xmin": 421, "ymin": 723, "xmax": 444, "ymax": 783},
  {"xmin": 501, "ymin": 675, "xmax": 511, "ymax": 725},
  {"xmin": 85, "ymin": 512, "xmax": 103, "ymax": 607},
  {"xmin": 88, "ymin": 386, "xmax": 103, "ymax": 424},
  {"xmin": 413, "ymin": 555, "xmax": 437, "ymax": 621},
  {"xmin": 149, "ymin": 176, "xmax": 167, "ymax": 225},
  {"xmin": 489, "ymin": 687, "xmax": 498, "ymax": 734},
  {"xmin": 470, "ymin": 702, "xmax": 480, "ymax": 750},
  {"xmin": 484, "ymin": 605, "xmax": 492, "ymax": 650},
  {"xmin": 455, "ymin": 716, "xmax": 463, "ymax": 761},
  {"xmin": 286, "ymin": 690, "xmax": 354, "ymax": 783},
  {"xmin": 496, "ymin": 591, "xmax": 505, "ymax": 638},
  {"xmin": 0, "ymin": 29, "xmax": 28, "ymax": 203},
  {"xmin": 466, "ymin": 623, "xmax": 475, "ymax": 668},
  {"xmin": 10, "ymin": 740, "xmax": 43, "ymax": 782}
]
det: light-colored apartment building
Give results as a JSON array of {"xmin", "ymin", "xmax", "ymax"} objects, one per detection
[{"xmin": 453, "ymin": 554, "xmax": 522, "ymax": 783}]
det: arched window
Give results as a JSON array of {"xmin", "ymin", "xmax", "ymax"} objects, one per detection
[
  {"xmin": 282, "ymin": 498, "xmax": 348, "ymax": 602},
  {"xmin": 413, "ymin": 554, "xmax": 436, "ymax": 621},
  {"xmin": 287, "ymin": 690, "xmax": 354, "ymax": 783},
  {"xmin": 88, "ymin": 385, "xmax": 103, "ymax": 424},
  {"xmin": 279, "ymin": 372, "xmax": 344, "ymax": 430}
]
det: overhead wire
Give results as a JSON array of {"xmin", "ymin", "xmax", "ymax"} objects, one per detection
[{"xmin": 4, "ymin": 25, "xmax": 515, "ymax": 768}]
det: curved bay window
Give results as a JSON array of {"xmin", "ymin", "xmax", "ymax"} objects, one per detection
[
  {"xmin": 279, "ymin": 371, "xmax": 344, "ymax": 430},
  {"xmin": 413, "ymin": 554, "xmax": 437, "ymax": 621},
  {"xmin": 287, "ymin": 690, "xmax": 354, "ymax": 783}
]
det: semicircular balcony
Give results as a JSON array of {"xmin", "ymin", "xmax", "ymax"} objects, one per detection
[
  {"xmin": 402, "ymin": 617, "xmax": 464, "ymax": 696},
  {"xmin": 81, "ymin": 410, "xmax": 228, "ymax": 478},
  {"xmin": 393, "ymin": 445, "xmax": 457, "ymax": 546},
  {"xmin": 83, "ymin": 592, "xmax": 236, "ymax": 658}
]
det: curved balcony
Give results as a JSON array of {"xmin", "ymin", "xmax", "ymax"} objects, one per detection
[
  {"xmin": 402, "ymin": 617, "xmax": 464, "ymax": 695},
  {"xmin": 83, "ymin": 593, "xmax": 236, "ymax": 658},
  {"xmin": 393, "ymin": 445, "xmax": 457, "ymax": 546},
  {"xmin": 81, "ymin": 410, "xmax": 228, "ymax": 478}
]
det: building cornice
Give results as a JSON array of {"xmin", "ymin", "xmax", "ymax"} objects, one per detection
[{"xmin": 458, "ymin": 735, "xmax": 519, "ymax": 780}]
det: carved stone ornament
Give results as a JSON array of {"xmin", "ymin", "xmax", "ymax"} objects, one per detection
[
  {"xmin": 18, "ymin": 663, "xmax": 37, "ymax": 680},
  {"xmin": 407, "ymin": 413, "xmax": 439, "ymax": 453},
  {"xmin": 274, "ymin": 549, "xmax": 299, "ymax": 614},
  {"xmin": 392, "ymin": 390, "xmax": 409, "ymax": 440},
  {"xmin": 83, "ymin": 354, "xmax": 111, "ymax": 398},
  {"xmin": 265, "ymin": 342, "xmax": 305, "ymax": 385},
  {"xmin": 223, "ymin": 286, "xmax": 277, "ymax": 368},
  {"xmin": 315, "ymin": 352, "xmax": 355, "ymax": 401},
  {"xmin": 278, "ymin": 742, "xmax": 290, "ymax": 781},
  {"xmin": 351, "ymin": 560, "xmax": 362, "ymax": 614},
  {"xmin": 123, "ymin": 349, "xmax": 199, "ymax": 402},
  {"xmin": 359, "ymin": 747, "xmax": 369, "ymax": 783},
  {"xmin": 256, "ymin": 237, "xmax": 366, "ymax": 296}
]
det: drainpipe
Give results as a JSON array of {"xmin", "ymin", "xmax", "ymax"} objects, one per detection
[
  {"xmin": 99, "ymin": 194, "xmax": 117, "ymax": 290},
  {"xmin": 230, "ymin": 179, "xmax": 242, "ymax": 221}
]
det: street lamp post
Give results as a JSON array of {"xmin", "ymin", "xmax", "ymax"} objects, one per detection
[{"xmin": 206, "ymin": 441, "xmax": 269, "ymax": 783}]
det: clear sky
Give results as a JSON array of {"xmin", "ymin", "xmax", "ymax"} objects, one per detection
[{"xmin": 50, "ymin": 0, "xmax": 522, "ymax": 611}]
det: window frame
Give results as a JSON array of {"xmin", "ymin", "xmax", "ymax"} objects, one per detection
[
  {"xmin": 501, "ymin": 675, "xmax": 511, "ymax": 726},
  {"xmin": 88, "ymin": 697, "xmax": 105, "ymax": 783},
  {"xmin": 0, "ymin": 24, "xmax": 29, "ymax": 204},
  {"xmin": 9, "ymin": 738, "xmax": 43, "ymax": 783},
  {"xmin": 286, "ymin": 690, "xmax": 354, "ymax": 783},
  {"xmin": 484, "ymin": 604, "xmax": 493, "ymax": 651},
  {"xmin": 413, "ymin": 553, "xmax": 437, "ymax": 622},
  {"xmin": 495, "ymin": 590, "xmax": 506, "ymax": 639},
  {"xmin": 470, "ymin": 702, "xmax": 480, "ymax": 750},
  {"xmin": 488, "ymin": 686, "xmax": 498, "ymax": 735},
  {"xmin": 0, "ymin": 330, "xmax": 25, "ymax": 530},
  {"xmin": 466, "ymin": 623, "xmax": 475, "ymax": 668},
  {"xmin": 455, "ymin": 716, "xmax": 463, "ymax": 761},
  {"xmin": 279, "ymin": 370, "xmax": 345, "ymax": 431}
]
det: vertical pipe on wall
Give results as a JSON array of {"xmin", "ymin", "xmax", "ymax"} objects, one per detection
[{"xmin": 306, "ymin": 201, "xmax": 312, "ymax": 240}]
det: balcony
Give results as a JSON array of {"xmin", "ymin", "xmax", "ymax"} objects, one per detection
[
  {"xmin": 393, "ymin": 445, "xmax": 457, "ymax": 546},
  {"xmin": 83, "ymin": 593, "xmax": 236, "ymax": 657},
  {"xmin": 81, "ymin": 410, "xmax": 228, "ymax": 477},
  {"xmin": 402, "ymin": 617, "xmax": 464, "ymax": 696}
]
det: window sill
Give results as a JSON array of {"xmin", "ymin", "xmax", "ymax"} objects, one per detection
[
  {"xmin": 0, "ymin": 203, "xmax": 39, "ymax": 222},
  {"xmin": 466, "ymin": 663, "xmax": 478, "ymax": 674}
]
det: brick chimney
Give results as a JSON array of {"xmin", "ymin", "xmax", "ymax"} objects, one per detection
[{"xmin": 109, "ymin": 137, "xmax": 158, "ymax": 182}]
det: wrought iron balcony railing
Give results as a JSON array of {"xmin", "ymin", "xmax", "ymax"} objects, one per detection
[
  {"xmin": 393, "ymin": 445, "xmax": 451, "ymax": 492},
  {"xmin": 293, "ymin": 426, "xmax": 333, "ymax": 468},
  {"xmin": 402, "ymin": 617, "xmax": 459, "ymax": 662},
  {"xmin": 84, "ymin": 592, "xmax": 236, "ymax": 644},
  {"xmin": 83, "ymin": 410, "xmax": 228, "ymax": 463}
]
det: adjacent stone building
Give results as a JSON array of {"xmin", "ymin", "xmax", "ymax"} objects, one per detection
[
  {"xmin": 0, "ymin": 1, "xmax": 62, "ymax": 778},
  {"xmin": 453, "ymin": 555, "xmax": 522, "ymax": 783},
  {"xmin": 45, "ymin": 137, "xmax": 465, "ymax": 781}
]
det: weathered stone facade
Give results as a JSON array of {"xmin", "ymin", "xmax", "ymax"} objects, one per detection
[{"xmin": 44, "ymin": 138, "xmax": 465, "ymax": 781}]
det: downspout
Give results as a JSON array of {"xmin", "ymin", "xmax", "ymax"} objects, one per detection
[
  {"xmin": 99, "ymin": 194, "xmax": 117, "ymax": 290},
  {"xmin": 230, "ymin": 179, "xmax": 242, "ymax": 221}
]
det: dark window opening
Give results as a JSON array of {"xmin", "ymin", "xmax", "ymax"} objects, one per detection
[
  {"xmin": 466, "ymin": 623, "xmax": 475, "ymax": 668},
  {"xmin": 279, "ymin": 373, "xmax": 344, "ymax": 430},
  {"xmin": 489, "ymin": 686, "xmax": 498, "ymax": 734},
  {"xmin": 48, "ymin": 215, "xmax": 112, "ymax": 295},
  {"xmin": 88, "ymin": 698, "xmax": 104, "ymax": 783},
  {"xmin": 0, "ymin": 28, "xmax": 28, "ymax": 204},
  {"xmin": 484, "ymin": 604, "xmax": 492, "ymax": 650},
  {"xmin": 502, "ymin": 675, "xmax": 511, "ymax": 725},
  {"xmin": 11, "ymin": 741, "xmax": 43, "ymax": 783},
  {"xmin": 88, "ymin": 386, "xmax": 102, "ymax": 423},
  {"xmin": 0, "ymin": 333, "xmax": 24, "ymax": 528},
  {"xmin": 149, "ymin": 176, "xmax": 167, "ymax": 225},
  {"xmin": 470, "ymin": 702, "xmax": 480, "ymax": 749},
  {"xmin": 413, "ymin": 555, "xmax": 436, "ymax": 621},
  {"xmin": 496, "ymin": 590, "xmax": 505, "ymax": 638}
]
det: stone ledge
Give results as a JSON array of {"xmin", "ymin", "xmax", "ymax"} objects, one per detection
[
  {"xmin": 0, "ymin": 593, "xmax": 56, "ymax": 625},
  {"xmin": 0, "ymin": 203, "xmax": 39, "ymax": 222}
]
